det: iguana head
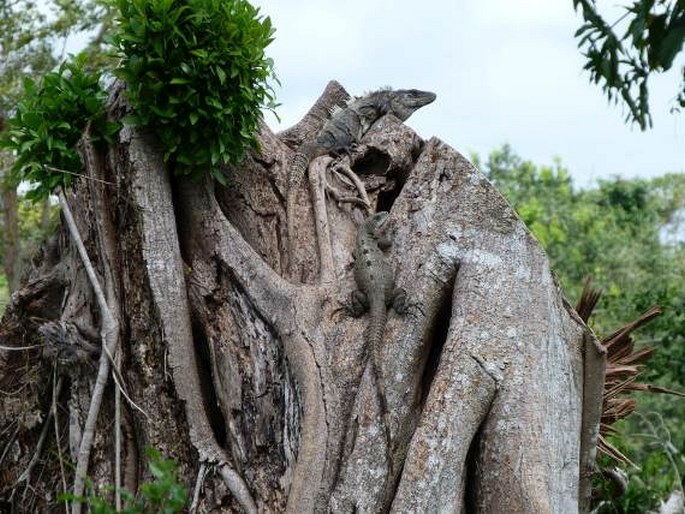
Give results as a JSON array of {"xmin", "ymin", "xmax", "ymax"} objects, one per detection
[
  {"xmin": 389, "ymin": 89, "xmax": 436, "ymax": 121},
  {"xmin": 364, "ymin": 211, "xmax": 390, "ymax": 236}
]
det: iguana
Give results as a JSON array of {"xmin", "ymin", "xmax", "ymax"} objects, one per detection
[
  {"xmin": 347, "ymin": 211, "xmax": 407, "ymax": 477},
  {"xmin": 286, "ymin": 88, "xmax": 435, "ymax": 271}
]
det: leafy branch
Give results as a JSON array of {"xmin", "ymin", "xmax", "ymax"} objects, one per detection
[
  {"xmin": 109, "ymin": 0, "xmax": 279, "ymax": 183},
  {"xmin": 573, "ymin": 0, "xmax": 685, "ymax": 129},
  {"xmin": 0, "ymin": 54, "xmax": 118, "ymax": 200}
]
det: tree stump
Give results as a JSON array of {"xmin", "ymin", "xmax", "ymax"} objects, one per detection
[{"xmin": 0, "ymin": 81, "xmax": 603, "ymax": 513}]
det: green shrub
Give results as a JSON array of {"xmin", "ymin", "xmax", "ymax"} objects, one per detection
[
  {"xmin": 109, "ymin": 0, "xmax": 278, "ymax": 183},
  {"xmin": 61, "ymin": 448, "xmax": 188, "ymax": 513},
  {"xmin": 0, "ymin": 54, "xmax": 119, "ymax": 200}
]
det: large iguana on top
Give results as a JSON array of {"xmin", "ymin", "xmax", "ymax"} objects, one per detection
[{"xmin": 286, "ymin": 88, "xmax": 436, "ymax": 273}]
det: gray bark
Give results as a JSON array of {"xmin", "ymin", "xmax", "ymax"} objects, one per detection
[{"xmin": 0, "ymin": 82, "xmax": 601, "ymax": 513}]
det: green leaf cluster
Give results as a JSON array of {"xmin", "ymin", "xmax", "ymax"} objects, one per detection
[
  {"xmin": 0, "ymin": 55, "xmax": 119, "ymax": 200},
  {"xmin": 109, "ymin": 0, "xmax": 278, "ymax": 182},
  {"xmin": 573, "ymin": 0, "xmax": 685, "ymax": 129},
  {"xmin": 61, "ymin": 448, "xmax": 188, "ymax": 513}
]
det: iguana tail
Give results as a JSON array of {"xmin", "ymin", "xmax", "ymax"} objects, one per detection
[
  {"xmin": 366, "ymin": 301, "xmax": 394, "ymax": 476},
  {"xmin": 288, "ymin": 151, "xmax": 311, "ymax": 191},
  {"xmin": 365, "ymin": 302, "xmax": 388, "ymax": 355}
]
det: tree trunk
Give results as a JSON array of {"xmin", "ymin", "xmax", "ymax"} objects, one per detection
[
  {"xmin": 0, "ymin": 179, "xmax": 19, "ymax": 293},
  {"xmin": 0, "ymin": 81, "xmax": 603, "ymax": 513},
  {"xmin": 1, "ymin": 105, "xmax": 21, "ymax": 294}
]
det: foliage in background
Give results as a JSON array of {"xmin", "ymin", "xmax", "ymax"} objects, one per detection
[
  {"xmin": 18, "ymin": 196, "xmax": 59, "ymax": 251},
  {"xmin": 572, "ymin": 0, "xmax": 685, "ymax": 129},
  {"xmin": 109, "ymin": 0, "xmax": 278, "ymax": 183},
  {"xmin": 0, "ymin": 273, "xmax": 8, "ymax": 314},
  {"xmin": 476, "ymin": 144, "xmax": 685, "ymax": 511},
  {"xmin": 0, "ymin": 55, "xmax": 119, "ymax": 200},
  {"xmin": 594, "ymin": 412, "xmax": 684, "ymax": 513},
  {"xmin": 0, "ymin": 0, "xmax": 111, "ymax": 106},
  {"xmin": 62, "ymin": 448, "xmax": 188, "ymax": 513},
  {"xmin": 1, "ymin": 0, "xmax": 56, "ymax": 106}
]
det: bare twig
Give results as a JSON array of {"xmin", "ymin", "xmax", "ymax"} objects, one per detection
[
  {"xmin": 115, "ymin": 350, "xmax": 122, "ymax": 512},
  {"xmin": 58, "ymin": 190, "xmax": 119, "ymax": 514},
  {"xmin": 52, "ymin": 371, "xmax": 69, "ymax": 506},
  {"xmin": 325, "ymin": 184, "xmax": 370, "ymax": 207},
  {"xmin": 15, "ymin": 400, "xmax": 53, "ymax": 484},
  {"xmin": 44, "ymin": 165, "xmax": 116, "ymax": 186},
  {"xmin": 12, "ymin": 376, "xmax": 64, "ymax": 507},
  {"xmin": 0, "ymin": 424, "xmax": 20, "ymax": 470},
  {"xmin": 190, "ymin": 462, "xmax": 207, "ymax": 514},
  {"xmin": 331, "ymin": 159, "xmax": 371, "ymax": 213},
  {"xmin": 0, "ymin": 343, "xmax": 46, "ymax": 351},
  {"xmin": 635, "ymin": 412, "xmax": 684, "ymax": 498}
]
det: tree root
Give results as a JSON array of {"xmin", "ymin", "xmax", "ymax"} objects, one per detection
[
  {"xmin": 126, "ymin": 128, "xmax": 258, "ymax": 514},
  {"xmin": 310, "ymin": 157, "xmax": 335, "ymax": 283},
  {"xmin": 114, "ymin": 351, "xmax": 121, "ymax": 512},
  {"xmin": 52, "ymin": 370, "xmax": 68, "ymax": 506},
  {"xmin": 175, "ymin": 176, "xmax": 334, "ymax": 514},
  {"xmin": 330, "ymin": 158, "xmax": 371, "ymax": 214}
]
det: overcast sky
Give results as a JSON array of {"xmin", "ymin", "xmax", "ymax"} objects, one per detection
[{"xmin": 251, "ymin": 0, "xmax": 683, "ymax": 187}]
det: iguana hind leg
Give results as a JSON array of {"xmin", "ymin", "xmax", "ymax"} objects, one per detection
[
  {"xmin": 389, "ymin": 288, "xmax": 407, "ymax": 314},
  {"xmin": 345, "ymin": 289, "xmax": 368, "ymax": 317}
]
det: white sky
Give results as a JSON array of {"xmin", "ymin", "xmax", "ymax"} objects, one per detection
[{"xmin": 252, "ymin": 0, "xmax": 684, "ymax": 187}]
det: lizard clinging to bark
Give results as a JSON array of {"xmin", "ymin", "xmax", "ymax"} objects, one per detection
[
  {"xmin": 286, "ymin": 88, "xmax": 435, "ymax": 273},
  {"xmin": 346, "ymin": 211, "xmax": 407, "ymax": 477}
]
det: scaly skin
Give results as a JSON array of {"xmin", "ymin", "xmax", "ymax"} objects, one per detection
[
  {"xmin": 286, "ymin": 88, "xmax": 436, "ymax": 275},
  {"xmin": 348, "ymin": 211, "xmax": 406, "ymax": 479}
]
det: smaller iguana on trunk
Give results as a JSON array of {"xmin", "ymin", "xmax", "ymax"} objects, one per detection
[
  {"xmin": 346, "ymin": 211, "xmax": 407, "ymax": 477},
  {"xmin": 286, "ymin": 88, "xmax": 435, "ymax": 274}
]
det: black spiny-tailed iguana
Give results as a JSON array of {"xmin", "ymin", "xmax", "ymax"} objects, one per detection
[
  {"xmin": 347, "ymin": 211, "xmax": 407, "ymax": 476},
  {"xmin": 286, "ymin": 88, "xmax": 435, "ymax": 271}
]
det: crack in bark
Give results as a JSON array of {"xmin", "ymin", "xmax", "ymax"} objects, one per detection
[{"xmin": 468, "ymin": 352, "xmax": 504, "ymax": 386}]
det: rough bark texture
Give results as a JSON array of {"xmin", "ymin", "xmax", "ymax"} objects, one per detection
[
  {"xmin": 1, "ymin": 182, "xmax": 19, "ymax": 293},
  {"xmin": 1, "ymin": 105, "xmax": 21, "ymax": 294},
  {"xmin": 0, "ymin": 81, "xmax": 601, "ymax": 513},
  {"xmin": 0, "ymin": 105, "xmax": 20, "ymax": 293}
]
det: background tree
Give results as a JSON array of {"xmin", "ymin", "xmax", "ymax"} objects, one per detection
[{"xmin": 573, "ymin": 0, "xmax": 685, "ymax": 129}]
